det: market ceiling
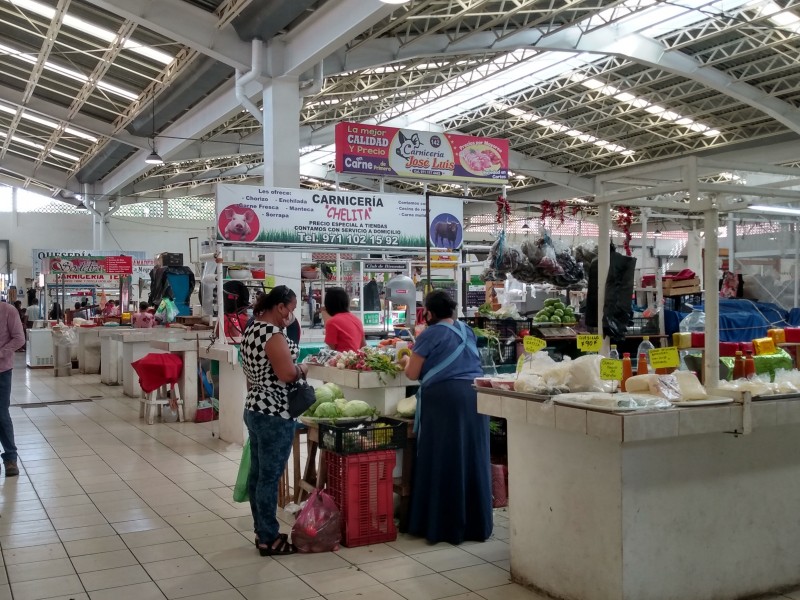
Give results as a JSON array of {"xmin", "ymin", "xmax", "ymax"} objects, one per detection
[{"xmin": 1, "ymin": 0, "xmax": 800, "ymax": 208}]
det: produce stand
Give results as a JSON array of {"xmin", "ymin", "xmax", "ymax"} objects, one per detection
[
  {"xmin": 198, "ymin": 344, "xmax": 247, "ymax": 444},
  {"xmin": 476, "ymin": 386, "xmax": 800, "ymax": 600},
  {"xmin": 306, "ymin": 364, "xmax": 415, "ymax": 416}
]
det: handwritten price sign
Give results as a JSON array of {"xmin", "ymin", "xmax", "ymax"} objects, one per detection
[
  {"xmin": 523, "ymin": 336, "xmax": 547, "ymax": 353},
  {"xmin": 600, "ymin": 359, "xmax": 623, "ymax": 381},
  {"xmin": 649, "ymin": 347, "xmax": 680, "ymax": 369},
  {"xmin": 577, "ymin": 334, "xmax": 602, "ymax": 352}
]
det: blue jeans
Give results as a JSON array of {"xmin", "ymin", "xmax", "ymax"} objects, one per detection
[
  {"xmin": 0, "ymin": 369, "xmax": 16, "ymax": 462},
  {"xmin": 243, "ymin": 410, "xmax": 295, "ymax": 544}
]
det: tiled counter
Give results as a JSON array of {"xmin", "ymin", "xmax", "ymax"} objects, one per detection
[
  {"xmin": 306, "ymin": 365, "xmax": 415, "ymax": 416},
  {"xmin": 199, "ymin": 344, "xmax": 246, "ymax": 445},
  {"xmin": 478, "ymin": 389, "xmax": 800, "ymax": 600}
]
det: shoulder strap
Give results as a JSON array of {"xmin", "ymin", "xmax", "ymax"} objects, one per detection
[{"xmin": 421, "ymin": 321, "xmax": 475, "ymax": 385}]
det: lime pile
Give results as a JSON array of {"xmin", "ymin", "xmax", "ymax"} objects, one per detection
[{"xmin": 534, "ymin": 298, "xmax": 577, "ymax": 324}]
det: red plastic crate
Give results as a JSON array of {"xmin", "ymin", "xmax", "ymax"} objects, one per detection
[{"xmin": 326, "ymin": 450, "xmax": 397, "ymax": 547}]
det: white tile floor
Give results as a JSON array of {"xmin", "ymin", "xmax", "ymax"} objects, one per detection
[
  {"xmin": 5, "ymin": 360, "xmax": 800, "ymax": 600},
  {"xmin": 1, "ymin": 360, "xmax": 536, "ymax": 600}
]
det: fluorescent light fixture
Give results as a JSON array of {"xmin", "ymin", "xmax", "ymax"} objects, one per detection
[
  {"xmin": 748, "ymin": 204, "xmax": 800, "ymax": 216},
  {"xmin": 653, "ymin": 229, "xmax": 663, "ymax": 237}
]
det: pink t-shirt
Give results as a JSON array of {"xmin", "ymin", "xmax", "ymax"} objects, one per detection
[
  {"xmin": 324, "ymin": 312, "xmax": 365, "ymax": 352},
  {"xmin": 132, "ymin": 312, "xmax": 155, "ymax": 328},
  {"xmin": 0, "ymin": 302, "xmax": 25, "ymax": 371}
]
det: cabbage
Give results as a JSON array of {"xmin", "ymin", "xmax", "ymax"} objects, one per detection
[
  {"xmin": 334, "ymin": 398, "xmax": 347, "ymax": 412},
  {"xmin": 314, "ymin": 402, "xmax": 341, "ymax": 419},
  {"xmin": 323, "ymin": 382, "xmax": 344, "ymax": 399},
  {"xmin": 396, "ymin": 395, "xmax": 416, "ymax": 417},
  {"xmin": 305, "ymin": 385, "xmax": 336, "ymax": 416},
  {"xmin": 342, "ymin": 400, "xmax": 374, "ymax": 418}
]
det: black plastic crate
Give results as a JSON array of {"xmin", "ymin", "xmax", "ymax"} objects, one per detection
[
  {"xmin": 495, "ymin": 341, "xmax": 517, "ymax": 365},
  {"xmin": 319, "ymin": 417, "xmax": 407, "ymax": 455},
  {"xmin": 482, "ymin": 318, "xmax": 532, "ymax": 340}
]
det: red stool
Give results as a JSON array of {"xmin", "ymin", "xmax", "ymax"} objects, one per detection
[{"xmin": 132, "ymin": 354, "xmax": 185, "ymax": 425}]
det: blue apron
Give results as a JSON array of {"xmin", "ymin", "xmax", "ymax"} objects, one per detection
[{"xmin": 414, "ymin": 320, "xmax": 480, "ymax": 434}]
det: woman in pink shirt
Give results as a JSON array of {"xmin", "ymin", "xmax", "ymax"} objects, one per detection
[
  {"xmin": 322, "ymin": 288, "xmax": 366, "ymax": 352},
  {"xmin": 132, "ymin": 301, "xmax": 155, "ymax": 328}
]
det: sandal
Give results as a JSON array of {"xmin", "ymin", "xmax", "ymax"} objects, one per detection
[
  {"xmin": 258, "ymin": 534, "xmax": 297, "ymax": 556},
  {"xmin": 255, "ymin": 533, "xmax": 287, "ymax": 547}
]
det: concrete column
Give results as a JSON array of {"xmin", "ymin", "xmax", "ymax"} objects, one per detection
[
  {"xmin": 262, "ymin": 76, "xmax": 301, "ymax": 188},
  {"xmin": 703, "ymin": 206, "xmax": 720, "ymax": 385}
]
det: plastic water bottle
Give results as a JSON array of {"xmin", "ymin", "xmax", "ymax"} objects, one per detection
[
  {"xmin": 608, "ymin": 344, "xmax": 620, "ymax": 391},
  {"xmin": 636, "ymin": 336, "xmax": 655, "ymax": 375}
]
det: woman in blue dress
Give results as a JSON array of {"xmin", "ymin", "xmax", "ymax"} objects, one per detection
[{"xmin": 401, "ymin": 290, "xmax": 493, "ymax": 544}]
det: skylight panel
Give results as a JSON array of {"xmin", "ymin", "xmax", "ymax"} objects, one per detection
[
  {"xmin": 96, "ymin": 80, "xmax": 138, "ymax": 100},
  {"xmin": 0, "ymin": 103, "xmax": 98, "ymax": 142},
  {"xmin": 3, "ymin": 0, "xmax": 174, "ymax": 64},
  {"xmin": 497, "ymin": 102, "xmax": 634, "ymax": 156},
  {"xmin": 574, "ymin": 75, "xmax": 722, "ymax": 136}
]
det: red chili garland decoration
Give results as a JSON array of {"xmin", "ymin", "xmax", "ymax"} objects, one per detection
[
  {"xmin": 496, "ymin": 195, "xmax": 511, "ymax": 224},
  {"xmin": 540, "ymin": 199, "xmax": 557, "ymax": 222},
  {"xmin": 614, "ymin": 206, "xmax": 634, "ymax": 256},
  {"xmin": 558, "ymin": 200, "xmax": 567, "ymax": 224}
]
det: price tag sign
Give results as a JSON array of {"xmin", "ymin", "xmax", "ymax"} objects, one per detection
[
  {"xmin": 600, "ymin": 358, "xmax": 623, "ymax": 381},
  {"xmin": 649, "ymin": 347, "xmax": 680, "ymax": 369},
  {"xmin": 577, "ymin": 334, "xmax": 602, "ymax": 352},
  {"xmin": 523, "ymin": 336, "xmax": 547, "ymax": 353}
]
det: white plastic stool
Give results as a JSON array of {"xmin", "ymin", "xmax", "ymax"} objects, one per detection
[{"xmin": 139, "ymin": 384, "xmax": 185, "ymax": 425}]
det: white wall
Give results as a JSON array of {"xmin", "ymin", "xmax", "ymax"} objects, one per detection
[{"xmin": 0, "ymin": 212, "xmax": 211, "ymax": 272}]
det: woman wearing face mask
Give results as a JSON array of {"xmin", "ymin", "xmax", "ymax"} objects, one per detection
[
  {"xmin": 399, "ymin": 290, "xmax": 492, "ymax": 545},
  {"xmin": 239, "ymin": 286, "xmax": 308, "ymax": 556}
]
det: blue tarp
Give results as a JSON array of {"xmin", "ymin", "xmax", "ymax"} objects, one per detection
[{"xmin": 668, "ymin": 299, "xmax": 790, "ymax": 342}]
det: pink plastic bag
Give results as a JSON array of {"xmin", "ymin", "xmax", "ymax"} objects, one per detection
[{"xmin": 291, "ymin": 489, "xmax": 341, "ymax": 553}]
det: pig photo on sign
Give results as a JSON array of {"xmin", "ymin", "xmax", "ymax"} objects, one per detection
[
  {"xmin": 430, "ymin": 214, "xmax": 462, "ymax": 249},
  {"xmin": 219, "ymin": 207, "xmax": 259, "ymax": 242}
]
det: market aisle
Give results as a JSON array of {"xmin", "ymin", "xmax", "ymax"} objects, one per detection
[
  {"xmin": 0, "ymin": 386, "xmax": 533, "ymax": 600},
  {"xmin": 11, "ymin": 354, "xmax": 123, "ymax": 406}
]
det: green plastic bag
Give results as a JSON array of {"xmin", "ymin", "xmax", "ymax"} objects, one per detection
[{"xmin": 233, "ymin": 439, "xmax": 251, "ymax": 503}]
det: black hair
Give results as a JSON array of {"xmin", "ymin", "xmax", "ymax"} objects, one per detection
[
  {"xmin": 139, "ymin": 301, "xmax": 149, "ymax": 311},
  {"xmin": 425, "ymin": 290, "xmax": 457, "ymax": 320},
  {"xmin": 74, "ymin": 302, "xmax": 81, "ymax": 309},
  {"xmin": 323, "ymin": 287, "xmax": 350, "ymax": 316},
  {"xmin": 253, "ymin": 285, "xmax": 296, "ymax": 314}
]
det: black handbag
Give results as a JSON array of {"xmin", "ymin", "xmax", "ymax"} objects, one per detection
[{"xmin": 287, "ymin": 377, "xmax": 316, "ymax": 418}]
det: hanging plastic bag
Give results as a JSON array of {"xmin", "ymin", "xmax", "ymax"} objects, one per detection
[
  {"xmin": 679, "ymin": 309, "xmax": 705, "ymax": 332},
  {"xmin": 156, "ymin": 298, "xmax": 179, "ymax": 323},
  {"xmin": 232, "ymin": 439, "xmax": 251, "ymax": 503},
  {"xmin": 290, "ymin": 489, "xmax": 341, "ymax": 553}
]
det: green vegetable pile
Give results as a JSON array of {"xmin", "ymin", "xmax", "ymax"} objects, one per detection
[{"xmin": 534, "ymin": 298, "xmax": 577, "ymax": 324}]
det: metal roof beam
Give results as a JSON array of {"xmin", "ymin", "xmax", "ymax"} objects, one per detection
[
  {"xmin": 0, "ymin": 154, "xmax": 79, "ymax": 192},
  {"xmin": 279, "ymin": 0, "xmax": 396, "ymax": 77},
  {"xmin": 96, "ymin": 3, "xmax": 398, "ymax": 197},
  {"xmin": 80, "ymin": 0, "xmax": 253, "ymax": 71},
  {"xmin": 332, "ymin": 26, "xmax": 800, "ymax": 136},
  {"xmin": 0, "ymin": 84, "xmax": 148, "ymax": 150},
  {"xmin": 96, "ymin": 79, "xmax": 263, "ymax": 195}
]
